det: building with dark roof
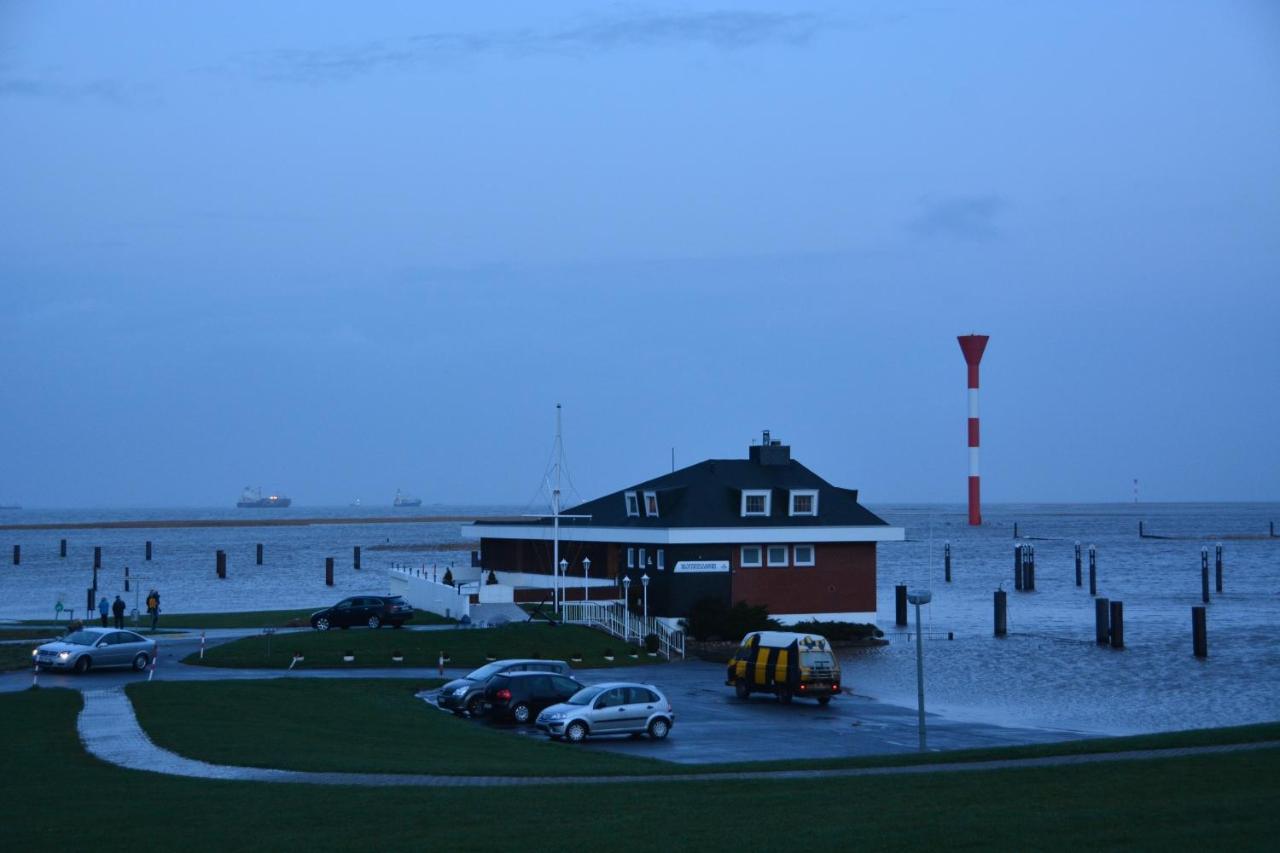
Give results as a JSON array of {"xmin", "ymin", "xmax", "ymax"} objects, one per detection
[{"xmin": 463, "ymin": 432, "xmax": 903, "ymax": 624}]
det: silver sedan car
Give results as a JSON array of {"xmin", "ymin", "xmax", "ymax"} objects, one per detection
[
  {"xmin": 33, "ymin": 628, "xmax": 157, "ymax": 674},
  {"xmin": 536, "ymin": 682, "xmax": 674, "ymax": 743}
]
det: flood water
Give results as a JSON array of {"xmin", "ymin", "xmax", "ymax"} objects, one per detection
[{"xmin": 1, "ymin": 501, "xmax": 1277, "ymax": 736}]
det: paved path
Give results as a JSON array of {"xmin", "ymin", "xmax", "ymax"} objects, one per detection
[{"xmin": 77, "ymin": 686, "xmax": 1279, "ymax": 788}]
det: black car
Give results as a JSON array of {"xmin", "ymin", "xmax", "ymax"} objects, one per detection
[
  {"xmin": 310, "ymin": 595, "xmax": 414, "ymax": 630},
  {"xmin": 483, "ymin": 672, "xmax": 585, "ymax": 724},
  {"xmin": 436, "ymin": 659, "xmax": 574, "ymax": 717}
]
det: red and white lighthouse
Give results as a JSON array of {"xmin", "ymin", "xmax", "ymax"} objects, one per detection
[{"xmin": 957, "ymin": 334, "xmax": 989, "ymax": 526}]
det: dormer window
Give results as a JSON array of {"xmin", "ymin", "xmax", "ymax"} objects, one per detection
[
  {"xmin": 643, "ymin": 491, "xmax": 659, "ymax": 518},
  {"xmin": 625, "ymin": 491, "xmax": 639, "ymax": 517},
  {"xmin": 741, "ymin": 489, "xmax": 771, "ymax": 517},
  {"xmin": 789, "ymin": 489, "xmax": 819, "ymax": 517}
]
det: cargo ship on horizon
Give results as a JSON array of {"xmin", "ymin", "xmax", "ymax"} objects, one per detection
[
  {"xmin": 237, "ymin": 487, "xmax": 292, "ymax": 508},
  {"xmin": 393, "ymin": 489, "xmax": 422, "ymax": 508}
]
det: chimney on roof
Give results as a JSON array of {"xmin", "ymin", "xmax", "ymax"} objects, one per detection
[{"xmin": 749, "ymin": 431, "xmax": 791, "ymax": 466}]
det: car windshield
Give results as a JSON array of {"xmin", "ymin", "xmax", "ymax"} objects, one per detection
[
  {"xmin": 565, "ymin": 685, "xmax": 607, "ymax": 706},
  {"xmin": 60, "ymin": 631, "xmax": 98, "ymax": 645},
  {"xmin": 465, "ymin": 662, "xmax": 505, "ymax": 681}
]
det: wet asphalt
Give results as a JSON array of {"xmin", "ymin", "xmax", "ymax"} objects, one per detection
[{"xmin": 4, "ymin": 630, "xmax": 1084, "ymax": 764}]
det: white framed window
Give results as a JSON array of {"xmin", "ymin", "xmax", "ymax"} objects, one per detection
[
  {"xmin": 625, "ymin": 491, "xmax": 639, "ymax": 517},
  {"xmin": 627, "ymin": 547, "xmax": 635, "ymax": 568},
  {"xmin": 643, "ymin": 490, "xmax": 659, "ymax": 518},
  {"xmin": 740, "ymin": 546, "xmax": 763, "ymax": 567},
  {"xmin": 639, "ymin": 547, "xmax": 648, "ymax": 569},
  {"xmin": 793, "ymin": 544, "xmax": 815, "ymax": 566},
  {"xmin": 741, "ymin": 489, "xmax": 772, "ymax": 517},
  {"xmin": 789, "ymin": 489, "xmax": 819, "ymax": 516},
  {"xmin": 767, "ymin": 545, "xmax": 789, "ymax": 567},
  {"xmin": 657, "ymin": 549, "xmax": 665, "ymax": 571}
]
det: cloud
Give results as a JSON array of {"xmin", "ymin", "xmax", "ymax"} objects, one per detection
[
  {"xmin": 908, "ymin": 195, "xmax": 1007, "ymax": 242},
  {"xmin": 0, "ymin": 76, "xmax": 144, "ymax": 104},
  {"xmin": 246, "ymin": 9, "xmax": 832, "ymax": 83}
]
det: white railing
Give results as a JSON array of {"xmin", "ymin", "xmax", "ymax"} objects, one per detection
[{"xmin": 561, "ymin": 600, "xmax": 685, "ymax": 660}]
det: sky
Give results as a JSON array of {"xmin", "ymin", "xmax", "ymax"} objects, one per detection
[{"xmin": 1, "ymin": 1, "xmax": 1278, "ymax": 508}]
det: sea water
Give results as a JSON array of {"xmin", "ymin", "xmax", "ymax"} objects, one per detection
[{"xmin": 1, "ymin": 501, "xmax": 1277, "ymax": 735}]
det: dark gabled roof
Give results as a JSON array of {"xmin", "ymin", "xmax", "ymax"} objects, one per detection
[{"xmin": 479, "ymin": 457, "xmax": 889, "ymax": 530}]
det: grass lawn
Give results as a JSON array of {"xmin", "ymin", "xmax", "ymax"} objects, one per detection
[
  {"xmin": 25, "ymin": 608, "xmax": 453, "ymax": 630},
  {"xmin": 128, "ymin": 679, "xmax": 668, "ymax": 776},
  {"xmin": 0, "ymin": 644, "xmax": 38, "ymax": 671},
  {"xmin": 1, "ymin": 688, "xmax": 1278, "ymax": 852},
  {"xmin": 188, "ymin": 622, "xmax": 658, "ymax": 669}
]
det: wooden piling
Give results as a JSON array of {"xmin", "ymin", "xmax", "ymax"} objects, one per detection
[
  {"xmin": 1200, "ymin": 548, "xmax": 1209, "ymax": 604},
  {"xmin": 86, "ymin": 587, "xmax": 95, "ymax": 613},
  {"xmin": 944, "ymin": 543, "xmax": 951, "ymax": 583},
  {"xmin": 994, "ymin": 590, "xmax": 1007, "ymax": 637},
  {"xmin": 94, "ymin": 546, "xmax": 101, "ymax": 569},
  {"xmin": 1192, "ymin": 606, "xmax": 1207, "ymax": 658},
  {"xmin": 1013, "ymin": 522, "xmax": 1019, "ymax": 538},
  {"xmin": 1024, "ymin": 545, "xmax": 1035, "ymax": 591},
  {"xmin": 1139, "ymin": 520, "xmax": 1144, "ymax": 537},
  {"xmin": 1109, "ymin": 601, "xmax": 1124, "ymax": 649},
  {"xmin": 1014, "ymin": 544, "xmax": 1024, "ymax": 591},
  {"xmin": 895, "ymin": 584, "xmax": 908, "ymax": 626},
  {"xmin": 256, "ymin": 543, "xmax": 264, "ymax": 565},
  {"xmin": 1075, "ymin": 542, "xmax": 1082, "ymax": 587},
  {"xmin": 325, "ymin": 557, "xmax": 334, "ymax": 587},
  {"xmin": 12, "ymin": 544, "xmax": 18, "ymax": 565},
  {"xmin": 354, "ymin": 546, "xmax": 361, "ymax": 571},
  {"xmin": 216, "ymin": 549, "xmax": 226, "ymax": 579},
  {"xmin": 1088, "ymin": 545, "xmax": 1097, "ymax": 596},
  {"xmin": 124, "ymin": 566, "xmax": 130, "ymax": 592},
  {"xmin": 1095, "ymin": 597, "xmax": 1110, "ymax": 645},
  {"xmin": 1215, "ymin": 544, "xmax": 1223, "ymax": 593},
  {"xmin": 145, "ymin": 540, "xmax": 152, "ymax": 561},
  {"xmin": 60, "ymin": 538, "xmax": 67, "ymax": 558}
]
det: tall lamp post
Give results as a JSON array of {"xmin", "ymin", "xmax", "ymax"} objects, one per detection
[
  {"xmin": 907, "ymin": 589, "xmax": 932, "ymax": 751},
  {"xmin": 582, "ymin": 557, "xmax": 591, "ymax": 607},
  {"xmin": 641, "ymin": 574, "xmax": 650, "ymax": 629},
  {"xmin": 622, "ymin": 575, "xmax": 632, "ymax": 643},
  {"xmin": 558, "ymin": 559, "xmax": 568, "ymax": 613}
]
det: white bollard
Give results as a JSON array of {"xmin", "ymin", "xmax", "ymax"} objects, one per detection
[
  {"xmin": 32, "ymin": 662, "xmax": 39, "ymax": 687},
  {"xmin": 199, "ymin": 631, "xmax": 206, "ymax": 660},
  {"xmin": 148, "ymin": 646, "xmax": 158, "ymax": 682}
]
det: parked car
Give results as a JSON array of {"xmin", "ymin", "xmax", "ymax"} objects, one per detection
[
  {"xmin": 310, "ymin": 595, "xmax": 414, "ymax": 630},
  {"xmin": 726, "ymin": 630, "xmax": 841, "ymax": 705},
  {"xmin": 536, "ymin": 682, "xmax": 674, "ymax": 742},
  {"xmin": 436, "ymin": 659, "xmax": 574, "ymax": 717},
  {"xmin": 482, "ymin": 672, "xmax": 585, "ymax": 723},
  {"xmin": 32, "ymin": 628, "xmax": 157, "ymax": 674}
]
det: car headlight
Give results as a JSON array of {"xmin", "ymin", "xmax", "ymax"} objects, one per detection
[
  {"xmin": 57, "ymin": 652, "xmax": 71, "ymax": 660},
  {"xmin": 541, "ymin": 711, "xmax": 566, "ymax": 722},
  {"xmin": 452, "ymin": 686, "xmax": 469, "ymax": 696},
  {"xmin": 31, "ymin": 648, "xmax": 37, "ymax": 657}
]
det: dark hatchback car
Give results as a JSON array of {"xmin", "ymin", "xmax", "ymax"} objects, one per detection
[
  {"xmin": 310, "ymin": 595, "xmax": 414, "ymax": 630},
  {"xmin": 437, "ymin": 659, "xmax": 574, "ymax": 717},
  {"xmin": 483, "ymin": 672, "xmax": 585, "ymax": 724}
]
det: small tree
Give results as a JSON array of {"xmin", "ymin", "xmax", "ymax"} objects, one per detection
[
  {"xmin": 441, "ymin": 568, "xmax": 454, "ymax": 586},
  {"xmin": 486, "ymin": 570, "xmax": 498, "ymax": 585}
]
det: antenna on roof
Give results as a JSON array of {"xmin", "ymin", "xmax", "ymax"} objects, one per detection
[{"xmin": 671, "ymin": 447, "xmax": 675, "ymax": 472}]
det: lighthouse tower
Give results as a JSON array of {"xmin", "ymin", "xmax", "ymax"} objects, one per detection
[{"xmin": 957, "ymin": 334, "xmax": 990, "ymax": 526}]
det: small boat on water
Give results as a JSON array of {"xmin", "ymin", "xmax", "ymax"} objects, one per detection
[
  {"xmin": 237, "ymin": 486, "xmax": 292, "ymax": 508},
  {"xmin": 393, "ymin": 489, "xmax": 422, "ymax": 508}
]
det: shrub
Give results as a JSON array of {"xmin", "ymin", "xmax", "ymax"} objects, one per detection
[
  {"xmin": 687, "ymin": 597, "xmax": 779, "ymax": 640},
  {"xmin": 603, "ymin": 648, "xmax": 614, "ymax": 658},
  {"xmin": 789, "ymin": 620, "xmax": 884, "ymax": 641},
  {"xmin": 486, "ymin": 570, "xmax": 498, "ymax": 585},
  {"xmin": 441, "ymin": 568, "xmax": 454, "ymax": 586},
  {"xmin": 644, "ymin": 633, "xmax": 660, "ymax": 653}
]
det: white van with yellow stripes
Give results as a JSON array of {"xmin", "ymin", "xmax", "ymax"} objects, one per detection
[{"xmin": 725, "ymin": 631, "xmax": 841, "ymax": 705}]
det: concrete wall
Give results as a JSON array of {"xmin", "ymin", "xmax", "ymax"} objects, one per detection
[{"xmin": 387, "ymin": 570, "xmax": 471, "ymax": 620}]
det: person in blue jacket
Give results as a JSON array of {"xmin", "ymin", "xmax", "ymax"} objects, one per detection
[{"xmin": 97, "ymin": 596, "xmax": 110, "ymax": 627}]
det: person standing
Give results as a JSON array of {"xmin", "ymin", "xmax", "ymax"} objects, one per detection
[
  {"xmin": 146, "ymin": 589, "xmax": 160, "ymax": 633},
  {"xmin": 97, "ymin": 596, "xmax": 110, "ymax": 627},
  {"xmin": 112, "ymin": 595, "xmax": 126, "ymax": 629}
]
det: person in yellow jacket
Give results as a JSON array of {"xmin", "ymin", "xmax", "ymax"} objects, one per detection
[{"xmin": 146, "ymin": 590, "xmax": 161, "ymax": 633}]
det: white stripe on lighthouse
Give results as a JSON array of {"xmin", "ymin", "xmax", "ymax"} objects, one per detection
[
  {"xmin": 969, "ymin": 447, "xmax": 981, "ymax": 476},
  {"xmin": 968, "ymin": 389, "xmax": 980, "ymax": 419}
]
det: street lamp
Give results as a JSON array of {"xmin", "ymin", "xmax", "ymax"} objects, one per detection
[
  {"xmin": 622, "ymin": 575, "xmax": 632, "ymax": 642},
  {"xmin": 582, "ymin": 557, "xmax": 591, "ymax": 606},
  {"xmin": 907, "ymin": 589, "xmax": 932, "ymax": 751},
  {"xmin": 558, "ymin": 558, "xmax": 568, "ymax": 613},
  {"xmin": 641, "ymin": 573, "xmax": 650, "ymax": 628}
]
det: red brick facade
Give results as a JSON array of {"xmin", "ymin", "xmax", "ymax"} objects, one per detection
[{"xmin": 730, "ymin": 542, "xmax": 877, "ymax": 615}]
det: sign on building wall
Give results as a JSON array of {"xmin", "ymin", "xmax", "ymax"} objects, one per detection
[{"xmin": 673, "ymin": 560, "xmax": 730, "ymax": 573}]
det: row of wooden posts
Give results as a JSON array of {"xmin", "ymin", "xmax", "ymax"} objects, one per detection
[{"xmin": 901, "ymin": 540, "xmax": 1222, "ymax": 658}]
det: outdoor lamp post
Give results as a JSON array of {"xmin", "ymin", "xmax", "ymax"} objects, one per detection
[
  {"xmin": 641, "ymin": 573, "xmax": 650, "ymax": 627},
  {"xmin": 558, "ymin": 558, "xmax": 568, "ymax": 613},
  {"xmin": 907, "ymin": 589, "xmax": 932, "ymax": 751},
  {"xmin": 582, "ymin": 557, "xmax": 591, "ymax": 606},
  {"xmin": 622, "ymin": 575, "xmax": 632, "ymax": 642}
]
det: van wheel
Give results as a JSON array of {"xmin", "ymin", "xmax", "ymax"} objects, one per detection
[
  {"xmin": 817, "ymin": 696, "xmax": 831, "ymax": 706},
  {"xmin": 734, "ymin": 679, "xmax": 750, "ymax": 700},
  {"xmin": 648, "ymin": 718, "xmax": 670, "ymax": 740},
  {"xmin": 778, "ymin": 687, "xmax": 793, "ymax": 704}
]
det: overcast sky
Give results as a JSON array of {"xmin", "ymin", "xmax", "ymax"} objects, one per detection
[{"xmin": 2, "ymin": 1, "xmax": 1278, "ymax": 508}]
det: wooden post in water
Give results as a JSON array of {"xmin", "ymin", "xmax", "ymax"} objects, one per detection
[
  {"xmin": 325, "ymin": 557, "xmax": 334, "ymax": 587},
  {"xmin": 1024, "ymin": 545, "xmax": 1036, "ymax": 591},
  {"xmin": 1013, "ymin": 522, "xmax": 1019, "ymax": 538},
  {"xmin": 944, "ymin": 543, "xmax": 951, "ymax": 583},
  {"xmin": 1215, "ymin": 544, "xmax": 1223, "ymax": 593},
  {"xmin": 1075, "ymin": 542, "xmax": 1083, "ymax": 587},
  {"xmin": 354, "ymin": 546, "xmax": 361, "ymax": 571},
  {"xmin": 895, "ymin": 584, "xmax": 908, "ymax": 627},
  {"xmin": 86, "ymin": 587, "xmax": 95, "ymax": 613},
  {"xmin": 216, "ymin": 550, "xmax": 227, "ymax": 579},
  {"xmin": 1139, "ymin": 520, "xmax": 1144, "ymax": 537},
  {"xmin": 1088, "ymin": 545, "xmax": 1097, "ymax": 596},
  {"xmin": 1095, "ymin": 598, "xmax": 1110, "ymax": 645},
  {"xmin": 256, "ymin": 543, "xmax": 264, "ymax": 565},
  {"xmin": 1200, "ymin": 548, "xmax": 1210, "ymax": 604},
  {"xmin": 12, "ymin": 545, "xmax": 18, "ymax": 565},
  {"xmin": 145, "ymin": 540, "xmax": 152, "ymax": 561},
  {"xmin": 1014, "ymin": 544, "xmax": 1024, "ymax": 591},
  {"xmin": 993, "ymin": 590, "xmax": 1007, "ymax": 637},
  {"xmin": 60, "ymin": 538, "xmax": 67, "ymax": 558},
  {"xmin": 94, "ymin": 546, "xmax": 101, "ymax": 570},
  {"xmin": 1192, "ymin": 606, "xmax": 1207, "ymax": 658},
  {"xmin": 124, "ymin": 566, "xmax": 130, "ymax": 592},
  {"xmin": 1109, "ymin": 601, "xmax": 1124, "ymax": 649}
]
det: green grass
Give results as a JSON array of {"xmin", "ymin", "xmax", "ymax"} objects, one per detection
[
  {"xmin": 25, "ymin": 608, "xmax": 453, "ymax": 630},
  {"xmin": 2, "ymin": 688, "xmax": 1278, "ymax": 852},
  {"xmin": 128, "ymin": 679, "xmax": 668, "ymax": 776},
  {"xmin": 188, "ymin": 623, "xmax": 658, "ymax": 669},
  {"xmin": 0, "ymin": 644, "xmax": 38, "ymax": 671}
]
